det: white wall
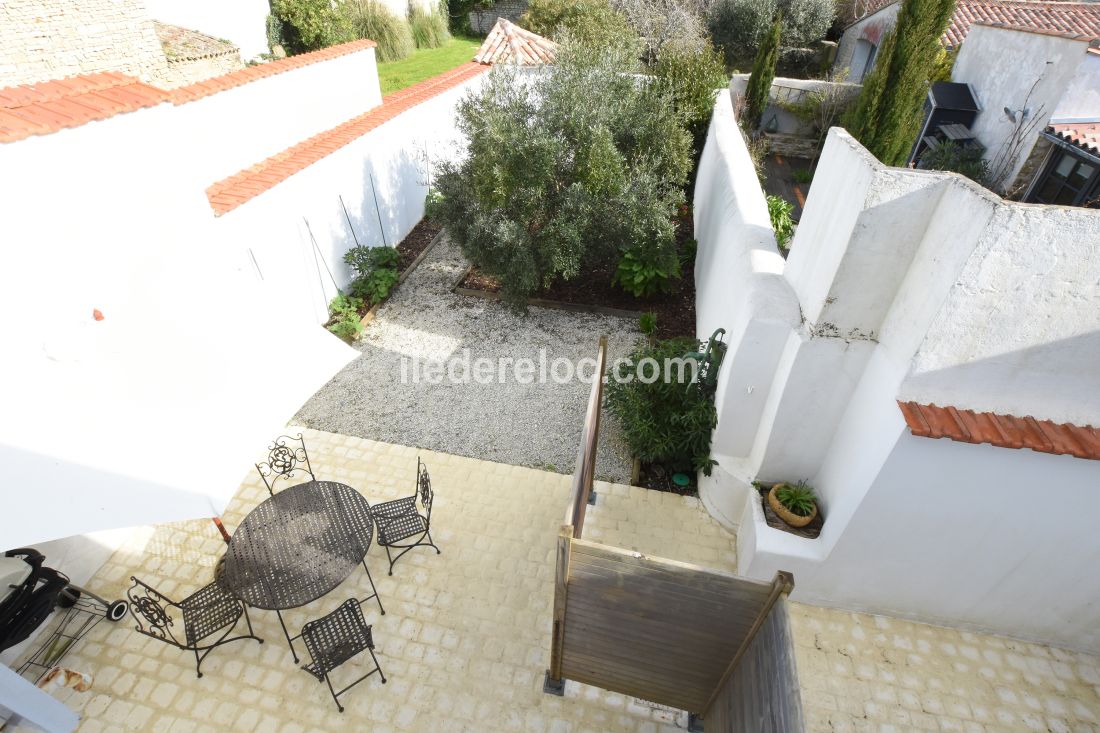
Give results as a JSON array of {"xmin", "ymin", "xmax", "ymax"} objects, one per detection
[
  {"xmin": 1052, "ymin": 50, "xmax": 1100, "ymax": 123},
  {"xmin": 213, "ymin": 72, "xmax": 485, "ymax": 324},
  {"xmin": 695, "ymin": 119, "xmax": 1100, "ymax": 650},
  {"xmin": 692, "ymin": 90, "xmax": 801, "ymax": 529},
  {"xmin": 172, "ymin": 47, "xmax": 383, "ymax": 186},
  {"xmin": 728, "ymin": 75, "xmax": 860, "ymax": 136},
  {"xmin": 144, "ymin": 0, "xmax": 271, "ymax": 59},
  {"xmin": 952, "ymin": 25, "xmax": 1090, "ymax": 190},
  {"xmin": 834, "ymin": 3, "xmax": 900, "ymax": 82}
]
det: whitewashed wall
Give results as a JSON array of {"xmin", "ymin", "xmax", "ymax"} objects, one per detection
[
  {"xmin": 213, "ymin": 72, "xmax": 485, "ymax": 324},
  {"xmin": 1051, "ymin": 48, "xmax": 1100, "ymax": 123},
  {"xmin": 952, "ymin": 25, "xmax": 1089, "ymax": 191},
  {"xmin": 694, "ymin": 110, "xmax": 1100, "ymax": 650},
  {"xmin": 833, "ymin": 3, "xmax": 900, "ymax": 82},
  {"xmin": 172, "ymin": 47, "xmax": 383, "ymax": 186},
  {"xmin": 145, "ymin": 0, "xmax": 271, "ymax": 59}
]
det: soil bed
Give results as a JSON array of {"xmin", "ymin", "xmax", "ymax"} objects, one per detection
[
  {"xmin": 636, "ymin": 461, "xmax": 698, "ymax": 496},
  {"xmin": 457, "ymin": 210, "xmax": 698, "ymax": 340},
  {"xmin": 756, "ymin": 483, "xmax": 823, "ymax": 539},
  {"xmin": 396, "ymin": 218, "xmax": 442, "ymax": 272}
]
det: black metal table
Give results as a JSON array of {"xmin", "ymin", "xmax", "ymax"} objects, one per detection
[{"xmin": 220, "ymin": 480, "xmax": 381, "ymax": 661}]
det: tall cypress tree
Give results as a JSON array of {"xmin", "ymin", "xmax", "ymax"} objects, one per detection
[
  {"xmin": 743, "ymin": 12, "xmax": 782, "ymax": 130},
  {"xmin": 843, "ymin": 0, "xmax": 956, "ymax": 165}
]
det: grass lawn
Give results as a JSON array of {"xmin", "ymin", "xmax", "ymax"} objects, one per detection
[{"xmin": 377, "ymin": 36, "xmax": 483, "ymax": 95}]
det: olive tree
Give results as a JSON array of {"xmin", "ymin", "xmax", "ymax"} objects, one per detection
[{"xmin": 431, "ymin": 42, "xmax": 693, "ymax": 306}]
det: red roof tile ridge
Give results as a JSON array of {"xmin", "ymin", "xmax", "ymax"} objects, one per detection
[
  {"xmin": 897, "ymin": 401, "xmax": 1100, "ymax": 460},
  {"xmin": 170, "ymin": 39, "xmax": 377, "ymax": 105},
  {"xmin": 205, "ymin": 62, "xmax": 488, "ymax": 216}
]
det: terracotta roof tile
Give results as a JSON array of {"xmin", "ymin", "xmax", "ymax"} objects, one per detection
[
  {"xmin": 0, "ymin": 72, "xmax": 169, "ymax": 142},
  {"xmin": 169, "ymin": 39, "xmax": 376, "ymax": 105},
  {"xmin": 898, "ymin": 401, "xmax": 1100, "ymax": 460},
  {"xmin": 1048, "ymin": 122, "xmax": 1100, "ymax": 156},
  {"xmin": 205, "ymin": 62, "xmax": 488, "ymax": 216},
  {"xmin": 945, "ymin": 0, "xmax": 1100, "ymax": 47},
  {"xmin": 155, "ymin": 21, "xmax": 240, "ymax": 61},
  {"xmin": 474, "ymin": 18, "xmax": 557, "ymax": 65}
]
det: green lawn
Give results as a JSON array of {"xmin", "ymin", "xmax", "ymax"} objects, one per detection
[{"xmin": 377, "ymin": 36, "xmax": 483, "ymax": 95}]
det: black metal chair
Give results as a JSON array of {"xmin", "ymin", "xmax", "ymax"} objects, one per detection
[
  {"xmin": 301, "ymin": 598, "xmax": 386, "ymax": 712},
  {"xmin": 126, "ymin": 577, "xmax": 262, "ymax": 678},
  {"xmin": 372, "ymin": 457, "xmax": 440, "ymax": 575},
  {"xmin": 255, "ymin": 433, "xmax": 316, "ymax": 497}
]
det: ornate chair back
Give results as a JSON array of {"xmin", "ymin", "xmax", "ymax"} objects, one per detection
[{"xmin": 255, "ymin": 434, "xmax": 316, "ymax": 496}]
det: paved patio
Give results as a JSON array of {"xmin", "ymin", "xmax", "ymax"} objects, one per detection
[{"xmin": 13, "ymin": 428, "xmax": 1100, "ymax": 732}]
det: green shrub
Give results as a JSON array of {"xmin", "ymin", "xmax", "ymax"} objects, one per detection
[
  {"xmin": 344, "ymin": 245, "xmax": 402, "ymax": 304},
  {"xmin": 431, "ymin": 40, "xmax": 692, "ymax": 307},
  {"xmin": 708, "ymin": 0, "xmax": 832, "ymax": 65},
  {"xmin": 744, "ymin": 11, "xmax": 781, "ymax": 130},
  {"xmin": 272, "ymin": 0, "xmax": 353, "ymax": 53},
  {"xmin": 604, "ymin": 336, "xmax": 718, "ymax": 473},
  {"xmin": 613, "ymin": 248, "xmax": 678, "ymax": 298},
  {"xmin": 792, "ymin": 168, "xmax": 813, "ymax": 183},
  {"xmin": 775, "ymin": 481, "xmax": 816, "ymax": 516},
  {"xmin": 409, "ymin": 1, "xmax": 451, "ymax": 48},
  {"xmin": 639, "ymin": 312, "xmax": 657, "ymax": 338},
  {"xmin": 918, "ymin": 140, "xmax": 989, "ymax": 185},
  {"xmin": 651, "ymin": 41, "xmax": 727, "ymax": 151},
  {"xmin": 344, "ymin": 0, "xmax": 415, "ymax": 61},
  {"xmin": 767, "ymin": 194, "xmax": 795, "ymax": 250},
  {"xmin": 521, "ymin": 0, "xmax": 640, "ymax": 53},
  {"xmin": 327, "ymin": 293, "xmax": 365, "ymax": 341}
]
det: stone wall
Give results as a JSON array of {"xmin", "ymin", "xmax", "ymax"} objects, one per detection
[
  {"xmin": 0, "ymin": 0, "xmax": 171, "ymax": 86},
  {"xmin": 469, "ymin": 0, "xmax": 530, "ymax": 34}
]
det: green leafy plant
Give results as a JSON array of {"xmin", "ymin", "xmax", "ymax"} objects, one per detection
[
  {"xmin": 351, "ymin": 267, "xmax": 400, "ymax": 304},
  {"xmin": 344, "ymin": 0, "xmax": 415, "ymax": 61},
  {"xmin": 708, "ymin": 0, "xmax": 832, "ymax": 67},
  {"xmin": 408, "ymin": 0, "xmax": 451, "ymax": 48},
  {"xmin": 613, "ymin": 248, "xmax": 679, "ymax": 298},
  {"xmin": 639, "ymin": 312, "xmax": 658, "ymax": 338},
  {"xmin": 918, "ymin": 140, "xmax": 989, "ymax": 185},
  {"xmin": 843, "ymin": 0, "xmax": 957, "ymax": 165},
  {"xmin": 272, "ymin": 0, "xmax": 353, "ymax": 53},
  {"xmin": 743, "ymin": 11, "xmax": 781, "ymax": 130},
  {"xmin": 327, "ymin": 293, "xmax": 365, "ymax": 341},
  {"xmin": 521, "ymin": 0, "xmax": 640, "ymax": 52},
  {"xmin": 775, "ymin": 481, "xmax": 816, "ymax": 516},
  {"xmin": 766, "ymin": 194, "xmax": 795, "ymax": 250},
  {"xmin": 605, "ymin": 336, "xmax": 719, "ymax": 474},
  {"xmin": 431, "ymin": 40, "xmax": 692, "ymax": 307},
  {"xmin": 651, "ymin": 41, "xmax": 727, "ymax": 152},
  {"xmin": 792, "ymin": 168, "xmax": 813, "ymax": 183}
]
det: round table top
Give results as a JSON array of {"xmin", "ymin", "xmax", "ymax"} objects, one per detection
[{"xmin": 220, "ymin": 480, "xmax": 373, "ymax": 610}]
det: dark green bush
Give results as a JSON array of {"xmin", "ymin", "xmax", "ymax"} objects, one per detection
[
  {"xmin": 344, "ymin": 0, "xmax": 415, "ymax": 61},
  {"xmin": 521, "ymin": 0, "xmax": 640, "ymax": 53},
  {"xmin": 431, "ymin": 40, "xmax": 691, "ymax": 306},
  {"xmin": 918, "ymin": 140, "xmax": 989, "ymax": 185},
  {"xmin": 409, "ymin": 1, "xmax": 451, "ymax": 48},
  {"xmin": 604, "ymin": 336, "xmax": 718, "ymax": 473},
  {"xmin": 272, "ymin": 0, "xmax": 353, "ymax": 53},
  {"xmin": 708, "ymin": 0, "xmax": 832, "ymax": 65},
  {"xmin": 651, "ymin": 41, "xmax": 727, "ymax": 150}
]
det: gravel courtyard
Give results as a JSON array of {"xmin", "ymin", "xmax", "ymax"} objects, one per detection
[{"xmin": 295, "ymin": 233, "xmax": 641, "ymax": 483}]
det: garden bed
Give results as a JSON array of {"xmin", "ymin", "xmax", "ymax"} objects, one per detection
[
  {"xmin": 633, "ymin": 460, "xmax": 698, "ymax": 496},
  {"xmin": 454, "ymin": 210, "xmax": 698, "ymax": 340},
  {"xmin": 756, "ymin": 482, "xmax": 823, "ymax": 539}
]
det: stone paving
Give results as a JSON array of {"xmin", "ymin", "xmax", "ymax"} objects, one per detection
[{"xmin": 14, "ymin": 427, "xmax": 1100, "ymax": 733}]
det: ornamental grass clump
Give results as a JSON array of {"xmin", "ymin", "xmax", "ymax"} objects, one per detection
[
  {"xmin": 408, "ymin": 0, "xmax": 450, "ymax": 48},
  {"xmin": 431, "ymin": 40, "xmax": 693, "ymax": 306},
  {"xmin": 345, "ymin": 0, "xmax": 415, "ymax": 61},
  {"xmin": 775, "ymin": 481, "xmax": 816, "ymax": 516}
]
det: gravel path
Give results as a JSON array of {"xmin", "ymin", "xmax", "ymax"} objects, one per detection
[{"xmin": 295, "ymin": 233, "xmax": 641, "ymax": 483}]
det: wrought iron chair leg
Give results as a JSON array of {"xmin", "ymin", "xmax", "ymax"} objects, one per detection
[
  {"xmin": 323, "ymin": 672, "xmax": 344, "ymax": 713},
  {"xmin": 383, "ymin": 544, "xmax": 396, "ymax": 576},
  {"xmin": 360, "ymin": 560, "xmax": 385, "ymax": 615},
  {"xmin": 368, "ymin": 647, "xmax": 387, "ymax": 683},
  {"xmin": 276, "ymin": 610, "xmax": 300, "ymax": 663},
  {"xmin": 425, "ymin": 529, "xmax": 441, "ymax": 554},
  {"xmin": 243, "ymin": 605, "xmax": 262, "ymax": 641},
  {"xmin": 194, "ymin": 648, "xmax": 203, "ymax": 678}
]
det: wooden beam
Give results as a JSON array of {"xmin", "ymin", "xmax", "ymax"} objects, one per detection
[
  {"xmin": 701, "ymin": 571, "xmax": 795, "ymax": 717},
  {"xmin": 547, "ymin": 525, "xmax": 573, "ymax": 685}
]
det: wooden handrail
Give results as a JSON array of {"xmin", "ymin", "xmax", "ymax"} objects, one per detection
[
  {"xmin": 701, "ymin": 570, "xmax": 795, "ymax": 717},
  {"xmin": 565, "ymin": 336, "xmax": 608, "ymax": 538}
]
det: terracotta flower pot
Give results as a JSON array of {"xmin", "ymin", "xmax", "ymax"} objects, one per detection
[{"xmin": 768, "ymin": 484, "xmax": 818, "ymax": 528}]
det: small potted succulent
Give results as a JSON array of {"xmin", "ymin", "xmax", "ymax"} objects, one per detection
[{"xmin": 768, "ymin": 481, "xmax": 818, "ymax": 528}]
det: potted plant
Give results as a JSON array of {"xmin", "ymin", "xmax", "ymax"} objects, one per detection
[{"xmin": 768, "ymin": 481, "xmax": 818, "ymax": 528}]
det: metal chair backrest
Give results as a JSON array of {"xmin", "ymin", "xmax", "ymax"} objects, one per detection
[
  {"xmin": 127, "ymin": 577, "xmax": 184, "ymax": 648},
  {"xmin": 255, "ymin": 434, "xmax": 316, "ymax": 496},
  {"xmin": 417, "ymin": 458, "xmax": 433, "ymax": 524},
  {"xmin": 301, "ymin": 599, "xmax": 373, "ymax": 677}
]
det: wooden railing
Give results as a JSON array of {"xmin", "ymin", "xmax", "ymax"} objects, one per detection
[
  {"xmin": 564, "ymin": 335, "xmax": 607, "ymax": 539},
  {"xmin": 546, "ymin": 339, "xmax": 805, "ymax": 730}
]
